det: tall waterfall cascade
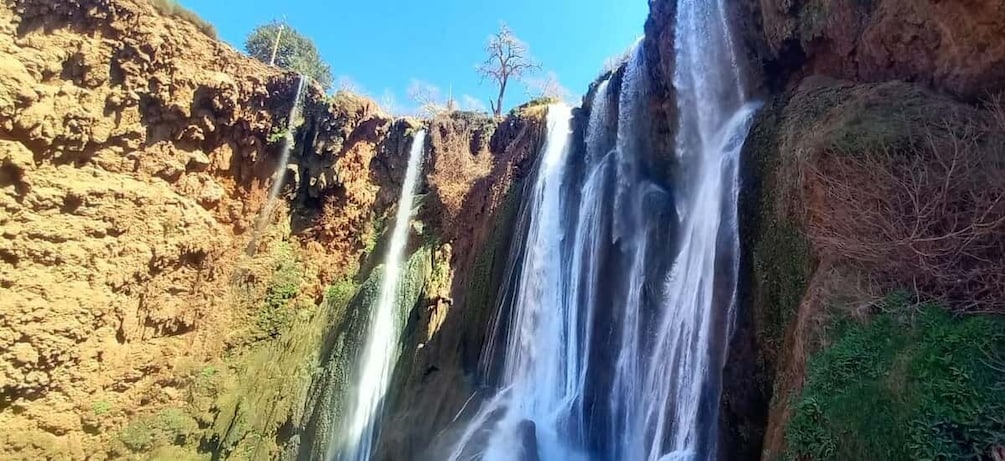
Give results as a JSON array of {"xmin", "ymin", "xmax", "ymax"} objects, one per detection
[
  {"xmin": 332, "ymin": 130, "xmax": 428, "ymax": 461},
  {"xmin": 444, "ymin": 0, "xmax": 758, "ymax": 459},
  {"xmin": 446, "ymin": 103, "xmax": 586, "ymax": 461},
  {"xmin": 637, "ymin": 0, "xmax": 760, "ymax": 456}
]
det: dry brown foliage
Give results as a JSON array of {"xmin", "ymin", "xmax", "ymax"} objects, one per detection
[
  {"xmin": 148, "ymin": 0, "xmax": 217, "ymax": 38},
  {"xmin": 805, "ymin": 117, "xmax": 1005, "ymax": 313}
]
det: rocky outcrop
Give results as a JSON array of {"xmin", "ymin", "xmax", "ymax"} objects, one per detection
[
  {"xmin": 0, "ymin": 0, "xmax": 296, "ymax": 457},
  {"xmin": 738, "ymin": 76, "xmax": 1005, "ymax": 461},
  {"xmin": 285, "ymin": 90, "xmax": 420, "ymax": 289},
  {"xmin": 0, "ymin": 0, "xmax": 464, "ymax": 459},
  {"xmin": 742, "ymin": 0, "xmax": 1005, "ymax": 99}
]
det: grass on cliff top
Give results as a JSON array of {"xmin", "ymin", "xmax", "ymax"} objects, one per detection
[
  {"xmin": 148, "ymin": 0, "xmax": 217, "ymax": 39},
  {"xmin": 784, "ymin": 294, "xmax": 1005, "ymax": 461}
]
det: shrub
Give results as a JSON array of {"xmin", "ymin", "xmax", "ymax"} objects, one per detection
[
  {"xmin": 245, "ymin": 22, "xmax": 333, "ymax": 91},
  {"xmin": 325, "ymin": 278, "xmax": 358, "ymax": 306},
  {"xmin": 92, "ymin": 400, "xmax": 112, "ymax": 416},
  {"xmin": 267, "ymin": 126, "xmax": 290, "ymax": 145},
  {"xmin": 199, "ymin": 366, "xmax": 217, "ymax": 380},
  {"xmin": 784, "ymin": 296, "xmax": 1005, "ymax": 460},
  {"xmin": 148, "ymin": 0, "xmax": 217, "ymax": 39},
  {"xmin": 257, "ymin": 252, "xmax": 301, "ymax": 339},
  {"xmin": 806, "ymin": 123, "xmax": 1005, "ymax": 313}
]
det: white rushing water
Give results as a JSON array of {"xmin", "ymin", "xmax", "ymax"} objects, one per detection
[
  {"xmin": 334, "ymin": 130, "xmax": 427, "ymax": 461},
  {"xmin": 445, "ymin": 1, "xmax": 756, "ymax": 458},
  {"xmin": 625, "ymin": 0, "xmax": 759, "ymax": 458},
  {"xmin": 446, "ymin": 104, "xmax": 587, "ymax": 461}
]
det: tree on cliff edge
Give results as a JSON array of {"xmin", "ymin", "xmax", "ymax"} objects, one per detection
[
  {"xmin": 246, "ymin": 21, "xmax": 334, "ymax": 92},
  {"xmin": 478, "ymin": 23, "xmax": 540, "ymax": 117}
]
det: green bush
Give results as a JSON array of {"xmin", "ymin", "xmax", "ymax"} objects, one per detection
[
  {"xmin": 267, "ymin": 126, "xmax": 290, "ymax": 144},
  {"xmin": 199, "ymin": 366, "xmax": 217, "ymax": 380},
  {"xmin": 784, "ymin": 297, "xmax": 1005, "ymax": 460},
  {"xmin": 148, "ymin": 0, "xmax": 217, "ymax": 39},
  {"xmin": 245, "ymin": 22, "xmax": 333, "ymax": 91},
  {"xmin": 92, "ymin": 400, "xmax": 112, "ymax": 416},
  {"xmin": 325, "ymin": 278, "xmax": 358, "ymax": 306}
]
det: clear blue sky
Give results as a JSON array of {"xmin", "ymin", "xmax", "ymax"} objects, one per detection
[{"xmin": 181, "ymin": 0, "xmax": 647, "ymax": 114}]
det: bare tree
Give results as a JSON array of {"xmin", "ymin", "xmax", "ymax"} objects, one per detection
[
  {"xmin": 477, "ymin": 23, "xmax": 540, "ymax": 117},
  {"xmin": 524, "ymin": 70, "xmax": 571, "ymax": 101},
  {"xmin": 407, "ymin": 80, "xmax": 447, "ymax": 117},
  {"xmin": 335, "ymin": 76, "xmax": 361, "ymax": 94}
]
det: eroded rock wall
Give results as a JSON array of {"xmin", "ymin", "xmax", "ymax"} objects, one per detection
[
  {"xmin": 372, "ymin": 106, "xmax": 548, "ymax": 461},
  {"xmin": 0, "ymin": 0, "xmax": 427, "ymax": 458},
  {"xmin": 0, "ymin": 0, "xmax": 290, "ymax": 457},
  {"xmin": 746, "ymin": 0, "xmax": 1005, "ymax": 99},
  {"xmin": 643, "ymin": 0, "xmax": 1005, "ymax": 460}
]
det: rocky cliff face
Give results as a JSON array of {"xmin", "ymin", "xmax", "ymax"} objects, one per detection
[
  {"xmin": 372, "ymin": 106, "xmax": 547, "ymax": 461},
  {"xmin": 0, "ymin": 0, "xmax": 287, "ymax": 457},
  {"xmin": 737, "ymin": 77, "xmax": 1005, "ymax": 460},
  {"xmin": 746, "ymin": 0, "xmax": 1005, "ymax": 99},
  {"xmin": 6, "ymin": 0, "xmax": 1001, "ymax": 459},
  {"xmin": 0, "ymin": 1, "xmax": 547, "ymax": 459},
  {"xmin": 643, "ymin": 0, "xmax": 1005, "ymax": 460},
  {"xmin": 643, "ymin": 0, "xmax": 1005, "ymax": 461}
]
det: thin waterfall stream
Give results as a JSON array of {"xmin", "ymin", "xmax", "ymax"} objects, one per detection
[
  {"xmin": 332, "ymin": 130, "xmax": 428, "ymax": 461},
  {"xmin": 248, "ymin": 75, "xmax": 307, "ymax": 254}
]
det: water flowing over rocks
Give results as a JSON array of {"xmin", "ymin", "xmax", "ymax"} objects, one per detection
[{"xmin": 2, "ymin": 0, "xmax": 1004, "ymax": 459}]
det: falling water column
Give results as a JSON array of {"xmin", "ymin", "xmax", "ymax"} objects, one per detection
[
  {"xmin": 629, "ymin": 0, "xmax": 760, "ymax": 459},
  {"xmin": 332, "ymin": 130, "xmax": 427, "ymax": 461},
  {"xmin": 445, "ymin": 104, "xmax": 586, "ymax": 461}
]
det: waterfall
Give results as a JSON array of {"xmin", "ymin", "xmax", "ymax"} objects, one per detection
[
  {"xmin": 445, "ymin": 104, "xmax": 589, "ymax": 461},
  {"xmin": 332, "ymin": 130, "xmax": 427, "ymax": 461},
  {"xmin": 442, "ymin": 1, "xmax": 756, "ymax": 459},
  {"xmin": 604, "ymin": 1, "xmax": 758, "ymax": 459},
  {"xmin": 633, "ymin": 0, "xmax": 759, "ymax": 457},
  {"xmin": 249, "ymin": 75, "xmax": 307, "ymax": 253}
]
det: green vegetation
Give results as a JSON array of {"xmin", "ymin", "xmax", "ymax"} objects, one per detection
[
  {"xmin": 295, "ymin": 248, "xmax": 432, "ymax": 459},
  {"xmin": 511, "ymin": 97, "xmax": 555, "ymax": 119},
  {"xmin": 148, "ymin": 0, "xmax": 217, "ymax": 38},
  {"xmin": 210, "ymin": 274, "xmax": 360, "ymax": 459},
  {"xmin": 466, "ymin": 179, "xmax": 523, "ymax": 336},
  {"xmin": 744, "ymin": 96, "xmax": 816, "ymax": 364},
  {"xmin": 246, "ymin": 22, "xmax": 334, "ymax": 92},
  {"xmin": 92, "ymin": 400, "xmax": 112, "ymax": 416},
  {"xmin": 255, "ymin": 243, "xmax": 303, "ymax": 339},
  {"xmin": 362, "ymin": 214, "xmax": 386, "ymax": 258},
  {"xmin": 199, "ymin": 366, "xmax": 217, "ymax": 380},
  {"xmin": 267, "ymin": 126, "xmax": 290, "ymax": 145},
  {"xmin": 785, "ymin": 296, "xmax": 1005, "ymax": 460},
  {"xmin": 118, "ymin": 408, "xmax": 199, "ymax": 453},
  {"xmin": 325, "ymin": 278, "xmax": 358, "ymax": 307},
  {"xmin": 427, "ymin": 243, "xmax": 453, "ymax": 298}
]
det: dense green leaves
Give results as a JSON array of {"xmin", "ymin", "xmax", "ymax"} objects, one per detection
[
  {"xmin": 245, "ymin": 22, "xmax": 333, "ymax": 92},
  {"xmin": 785, "ymin": 298, "xmax": 1005, "ymax": 460}
]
